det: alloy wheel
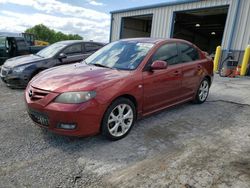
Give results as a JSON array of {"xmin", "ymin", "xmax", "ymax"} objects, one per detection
[
  {"xmin": 107, "ymin": 104, "xmax": 134, "ymax": 137},
  {"xmin": 198, "ymin": 80, "xmax": 209, "ymax": 101}
]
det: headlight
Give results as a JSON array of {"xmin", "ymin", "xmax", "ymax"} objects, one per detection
[
  {"xmin": 54, "ymin": 91, "xmax": 96, "ymax": 104},
  {"xmin": 13, "ymin": 66, "xmax": 27, "ymax": 73}
]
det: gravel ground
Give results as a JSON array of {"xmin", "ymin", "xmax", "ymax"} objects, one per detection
[{"xmin": 0, "ymin": 75, "xmax": 250, "ymax": 188}]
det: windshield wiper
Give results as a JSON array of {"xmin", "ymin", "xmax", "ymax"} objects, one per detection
[{"xmin": 91, "ymin": 63, "xmax": 112, "ymax": 69}]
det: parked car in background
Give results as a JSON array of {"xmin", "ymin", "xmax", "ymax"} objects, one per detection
[
  {"xmin": 25, "ymin": 38, "xmax": 213, "ymax": 140},
  {"xmin": 0, "ymin": 40, "xmax": 105, "ymax": 88},
  {"xmin": 0, "ymin": 33, "xmax": 47, "ymax": 65}
]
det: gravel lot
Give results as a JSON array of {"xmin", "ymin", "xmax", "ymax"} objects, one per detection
[{"xmin": 0, "ymin": 75, "xmax": 250, "ymax": 188}]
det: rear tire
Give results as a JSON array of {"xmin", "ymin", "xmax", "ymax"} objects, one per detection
[
  {"xmin": 101, "ymin": 97, "xmax": 136, "ymax": 141},
  {"xmin": 193, "ymin": 78, "xmax": 210, "ymax": 104}
]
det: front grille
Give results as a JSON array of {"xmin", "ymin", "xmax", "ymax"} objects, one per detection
[
  {"xmin": 29, "ymin": 87, "xmax": 50, "ymax": 101},
  {"xmin": 28, "ymin": 108, "xmax": 49, "ymax": 126}
]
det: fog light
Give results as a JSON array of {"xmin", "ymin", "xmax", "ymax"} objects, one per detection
[{"xmin": 57, "ymin": 123, "xmax": 76, "ymax": 130}]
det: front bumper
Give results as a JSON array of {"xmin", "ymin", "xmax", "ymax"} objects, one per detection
[
  {"xmin": 0, "ymin": 67, "xmax": 29, "ymax": 88},
  {"xmin": 25, "ymin": 86, "xmax": 107, "ymax": 137}
]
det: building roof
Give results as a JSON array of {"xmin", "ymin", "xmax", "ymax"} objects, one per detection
[{"xmin": 110, "ymin": 0, "xmax": 201, "ymax": 14}]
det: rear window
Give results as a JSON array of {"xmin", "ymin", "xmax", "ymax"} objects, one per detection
[{"xmin": 178, "ymin": 43, "xmax": 200, "ymax": 62}]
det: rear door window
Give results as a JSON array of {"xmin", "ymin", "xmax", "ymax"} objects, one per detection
[
  {"xmin": 178, "ymin": 43, "xmax": 200, "ymax": 62},
  {"xmin": 151, "ymin": 43, "xmax": 179, "ymax": 65},
  {"xmin": 85, "ymin": 43, "xmax": 102, "ymax": 53},
  {"xmin": 63, "ymin": 44, "xmax": 82, "ymax": 55}
]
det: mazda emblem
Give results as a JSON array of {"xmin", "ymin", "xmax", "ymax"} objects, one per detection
[{"xmin": 29, "ymin": 90, "xmax": 33, "ymax": 98}]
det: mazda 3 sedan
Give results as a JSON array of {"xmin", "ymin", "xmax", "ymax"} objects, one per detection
[{"xmin": 25, "ymin": 38, "xmax": 213, "ymax": 140}]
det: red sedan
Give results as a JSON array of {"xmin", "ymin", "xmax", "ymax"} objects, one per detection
[{"xmin": 25, "ymin": 38, "xmax": 213, "ymax": 140}]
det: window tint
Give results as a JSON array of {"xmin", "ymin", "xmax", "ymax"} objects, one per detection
[
  {"xmin": 63, "ymin": 44, "xmax": 82, "ymax": 55},
  {"xmin": 85, "ymin": 43, "xmax": 102, "ymax": 53},
  {"xmin": 178, "ymin": 43, "xmax": 199, "ymax": 62},
  {"xmin": 152, "ymin": 43, "xmax": 179, "ymax": 65}
]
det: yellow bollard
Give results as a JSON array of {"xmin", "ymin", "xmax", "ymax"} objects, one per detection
[
  {"xmin": 240, "ymin": 45, "xmax": 250, "ymax": 76},
  {"xmin": 213, "ymin": 46, "xmax": 222, "ymax": 72}
]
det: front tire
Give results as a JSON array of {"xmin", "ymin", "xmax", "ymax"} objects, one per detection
[
  {"xmin": 101, "ymin": 98, "xmax": 136, "ymax": 141},
  {"xmin": 193, "ymin": 78, "xmax": 210, "ymax": 104}
]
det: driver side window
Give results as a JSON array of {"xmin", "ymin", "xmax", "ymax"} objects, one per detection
[{"xmin": 152, "ymin": 43, "xmax": 179, "ymax": 65}]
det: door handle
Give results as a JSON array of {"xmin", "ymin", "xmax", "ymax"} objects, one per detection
[
  {"xmin": 197, "ymin": 65, "xmax": 202, "ymax": 70},
  {"xmin": 173, "ymin": 70, "xmax": 181, "ymax": 76}
]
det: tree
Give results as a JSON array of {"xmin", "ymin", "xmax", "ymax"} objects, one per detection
[{"xmin": 25, "ymin": 24, "xmax": 83, "ymax": 44}]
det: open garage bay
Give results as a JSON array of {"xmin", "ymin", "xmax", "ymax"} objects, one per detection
[{"xmin": 0, "ymin": 76, "xmax": 250, "ymax": 188}]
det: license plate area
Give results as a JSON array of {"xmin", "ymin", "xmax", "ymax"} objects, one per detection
[{"xmin": 28, "ymin": 108, "xmax": 49, "ymax": 127}]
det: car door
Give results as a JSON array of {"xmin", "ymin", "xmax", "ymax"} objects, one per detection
[
  {"xmin": 15, "ymin": 38, "xmax": 29, "ymax": 56},
  {"xmin": 60, "ymin": 43, "xmax": 84, "ymax": 64},
  {"xmin": 142, "ymin": 42, "xmax": 183, "ymax": 114},
  {"xmin": 177, "ymin": 42, "xmax": 204, "ymax": 99}
]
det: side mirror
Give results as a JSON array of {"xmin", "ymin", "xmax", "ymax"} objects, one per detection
[
  {"xmin": 58, "ymin": 53, "xmax": 67, "ymax": 59},
  {"xmin": 150, "ymin": 60, "xmax": 168, "ymax": 70}
]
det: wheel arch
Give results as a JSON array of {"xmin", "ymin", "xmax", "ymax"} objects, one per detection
[
  {"xmin": 204, "ymin": 75, "xmax": 212, "ymax": 87},
  {"xmin": 107, "ymin": 94, "xmax": 138, "ymax": 116},
  {"xmin": 30, "ymin": 68, "xmax": 45, "ymax": 80},
  {"xmin": 115, "ymin": 94, "xmax": 137, "ymax": 109}
]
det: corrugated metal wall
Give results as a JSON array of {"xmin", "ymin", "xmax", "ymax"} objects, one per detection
[
  {"xmin": 111, "ymin": 0, "xmax": 249, "ymax": 51},
  {"xmin": 231, "ymin": 0, "xmax": 250, "ymax": 50}
]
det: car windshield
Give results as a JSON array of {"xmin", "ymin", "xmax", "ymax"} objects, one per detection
[
  {"xmin": 85, "ymin": 41, "xmax": 154, "ymax": 70},
  {"xmin": 0, "ymin": 37, "xmax": 6, "ymax": 48},
  {"xmin": 36, "ymin": 43, "xmax": 66, "ymax": 58}
]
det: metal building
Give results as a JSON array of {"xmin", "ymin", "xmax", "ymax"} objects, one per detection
[{"xmin": 110, "ymin": 0, "xmax": 250, "ymax": 62}]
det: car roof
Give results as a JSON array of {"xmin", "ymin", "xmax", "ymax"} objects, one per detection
[
  {"xmin": 120, "ymin": 37, "xmax": 193, "ymax": 45},
  {"xmin": 56, "ymin": 40, "xmax": 105, "ymax": 45}
]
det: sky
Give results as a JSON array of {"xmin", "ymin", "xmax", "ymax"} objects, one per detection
[{"xmin": 0, "ymin": 0, "xmax": 174, "ymax": 42}]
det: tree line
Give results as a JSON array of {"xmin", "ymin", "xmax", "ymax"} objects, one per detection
[{"xmin": 25, "ymin": 24, "xmax": 83, "ymax": 44}]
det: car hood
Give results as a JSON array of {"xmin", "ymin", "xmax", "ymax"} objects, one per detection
[
  {"xmin": 4, "ymin": 54, "xmax": 45, "ymax": 68},
  {"xmin": 30, "ymin": 63, "xmax": 131, "ymax": 92}
]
